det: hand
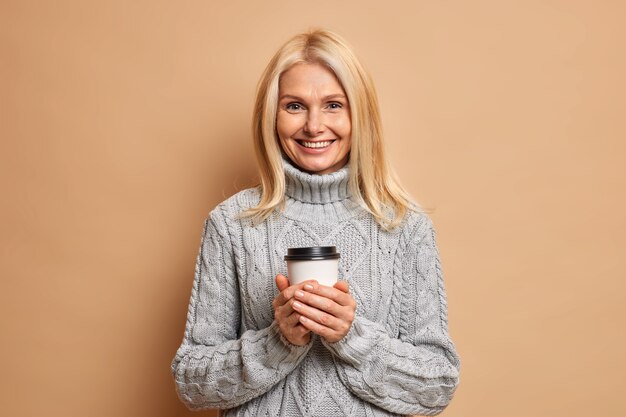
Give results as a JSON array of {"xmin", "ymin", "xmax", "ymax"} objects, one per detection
[
  {"xmin": 272, "ymin": 274, "xmax": 312, "ymax": 346},
  {"xmin": 291, "ymin": 280, "xmax": 356, "ymax": 343}
]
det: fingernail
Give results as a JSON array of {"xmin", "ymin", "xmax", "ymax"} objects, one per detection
[
  {"xmin": 299, "ymin": 315, "xmax": 307, "ymax": 323},
  {"xmin": 295, "ymin": 290, "xmax": 304, "ymax": 298},
  {"xmin": 293, "ymin": 301, "xmax": 302, "ymax": 309},
  {"xmin": 304, "ymin": 284, "xmax": 313, "ymax": 291}
]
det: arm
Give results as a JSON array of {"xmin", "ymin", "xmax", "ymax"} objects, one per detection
[
  {"xmin": 171, "ymin": 208, "xmax": 312, "ymax": 410},
  {"xmin": 322, "ymin": 216, "xmax": 461, "ymax": 416}
]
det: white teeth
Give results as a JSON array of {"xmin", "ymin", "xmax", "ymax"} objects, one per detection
[{"xmin": 301, "ymin": 141, "xmax": 333, "ymax": 148}]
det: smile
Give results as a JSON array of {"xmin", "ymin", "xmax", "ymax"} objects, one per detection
[{"xmin": 297, "ymin": 140, "xmax": 335, "ymax": 149}]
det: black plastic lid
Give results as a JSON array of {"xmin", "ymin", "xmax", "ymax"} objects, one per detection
[{"xmin": 284, "ymin": 246, "xmax": 340, "ymax": 261}]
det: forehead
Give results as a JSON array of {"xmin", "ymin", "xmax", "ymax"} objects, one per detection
[{"xmin": 279, "ymin": 62, "xmax": 345, "ymax": 95}]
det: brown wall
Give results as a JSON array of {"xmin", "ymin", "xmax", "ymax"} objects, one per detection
[{"xmin": 1, "ymin": 1, "xmax": 625, "ymax": 416}]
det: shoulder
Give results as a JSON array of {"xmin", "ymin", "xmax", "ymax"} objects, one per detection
[
  {"xmin": 398, "ymin": 208, "xmax": 437, "ymax": 247},
  {"xmin": 202, "ymin": 187, "xmax": 261, "ymax": 238},
  {"xmin": 208, "ymin": 187, "xmax": 261, "ymax": 222}
]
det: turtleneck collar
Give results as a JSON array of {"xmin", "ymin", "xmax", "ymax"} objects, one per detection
[
  {"xmin": 283, "ymin": 157, "xmax": 351, "ymax": 204},
  {"xmin": 280, "ymin": 157, "xmax": 362, "ymax": 223}
]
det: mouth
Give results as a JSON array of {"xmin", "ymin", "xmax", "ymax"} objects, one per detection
[{"xmin": 295, "ymin": 140, "xmax": 336, "ymax": 149}]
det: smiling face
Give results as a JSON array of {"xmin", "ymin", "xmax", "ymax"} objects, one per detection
[{"xmin": 276, "ymin": 62, "xmax": 352, "ymax": 175}]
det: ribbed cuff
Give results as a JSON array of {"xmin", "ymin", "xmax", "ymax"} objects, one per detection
[
  {"xmin": 265, "ymin": 321, "xmax": 313, "ymax": 368},
  {"xmin": 321, "ymin": 316, "xmax": 387, "ymax": 366}
]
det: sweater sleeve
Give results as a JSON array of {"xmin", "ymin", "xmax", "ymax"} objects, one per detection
[
  {"xmin": 171, "ymin": 208, "xmax": 312, "ymax": 410},
  {"xmin": 322, "ymin": 216, "xmax": 461, "ymax": 416}
]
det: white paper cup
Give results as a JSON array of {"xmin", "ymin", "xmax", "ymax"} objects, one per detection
[{"xmin": 284, "ymin": 246, "xmax": 340, "ymax": 287}]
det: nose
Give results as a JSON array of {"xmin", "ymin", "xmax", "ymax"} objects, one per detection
[{"xmin": 303, "ymin": 109, "xmax": 325, "ymax": 136}]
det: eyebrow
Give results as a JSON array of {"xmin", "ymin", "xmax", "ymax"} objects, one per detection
[{"xmin": 279, "ymin": 94, "xmax": 347, "ymax": 101}]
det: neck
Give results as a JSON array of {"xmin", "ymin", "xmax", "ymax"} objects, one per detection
[
  {"xmin": 283, "ymin": 159, "xmax": 351, "ymax": 204},
  {"xmin": 281, "ymin": 158, "xmax": 361, "ymax": 222}
]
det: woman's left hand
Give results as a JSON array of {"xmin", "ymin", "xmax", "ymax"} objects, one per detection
[{"xmin": 291, "ymin": 280, "xmax": 356, "ymax": 343}]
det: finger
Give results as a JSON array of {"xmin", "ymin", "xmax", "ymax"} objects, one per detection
[
  {"xmin": 302, "ymin": 281, "xmax": 354, "ymax": 307},
  {"xmin": 275, "ymin": 274, "xmax": 290, "ymax": 292},
  {"xmin": 286, "ymin": 311, "xmax": 303, "ymax": 327},
  {"xmin": 293, "ymin": 289, "xmax": 343, "ymax": 317},
  {"xmin": 292, "ymin": 299, "xmax": 344, "ymax": 331},
  {"xmin": 274, "ymin": 287, "xmax": 294, "ymax": 307},
  {"xmin": 274, "ymin": 279, "xmax": 318, "ymax": 307},
  {"xmin": 298, "ymin": 314, "xmax": 342, "ymax": 340},
  {"xmin": 295, "ymin": 324, "xmax": 312, "ymax": 340},
  {"xmin": 277, "ymin": 316, "xmax": 311, "ymax": 344},
  {"xmin": 276, "ymin": 301, "xmax": 295, "ymax": 320},
  {"xmin": 296, "ymin": 323, "xmax": 311, "ymax": 335},
  {"xmin": 334, "ymin": 280, "xmax": 349, "ymax": 293},
  {"xmin": 277, "ymin": 310, "xmax": 300, "ymax": 329}
]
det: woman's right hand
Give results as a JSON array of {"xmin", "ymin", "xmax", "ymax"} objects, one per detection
[{"xmin": 272, "ymin": 274, "xmax": 311, "ymax": 346}]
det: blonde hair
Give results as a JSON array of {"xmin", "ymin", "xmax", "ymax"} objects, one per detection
[{"xmin": 245, "ymin": 29, "xmax": 417, "ymax": 229}]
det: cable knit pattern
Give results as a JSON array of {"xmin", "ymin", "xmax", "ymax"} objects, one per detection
[{"xmin": 172, "ymin": 159, "xmax": 460, "ymax": 416}]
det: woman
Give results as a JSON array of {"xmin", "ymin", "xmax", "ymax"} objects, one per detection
[{"xmin": 171, "ymin": 29, "xmax": 460, "ymax": 416}]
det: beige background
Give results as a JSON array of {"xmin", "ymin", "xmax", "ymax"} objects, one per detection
[{"xmin": 1, "ymin": 1, "xmax": 625, "ymax": 416}]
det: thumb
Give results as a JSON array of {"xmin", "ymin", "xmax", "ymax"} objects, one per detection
[
  {"xmin": 334, "ymin": 280, "xmax": 349, "ymax": 293},
  {"xmin": 275, "ymin": 274, "xmax": 290, "ymax": 291}
]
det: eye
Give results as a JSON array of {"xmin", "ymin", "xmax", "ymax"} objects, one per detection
[
  {"xmin": 327, "ymin": 102, "xmax": 343, "ymax": 110},
  {"xmin": 285, "ymin": 103, "xmax": 304, "ymax": 112}
]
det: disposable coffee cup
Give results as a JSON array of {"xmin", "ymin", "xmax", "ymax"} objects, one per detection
[{"xmin": 284, "ymin": 246, "xmax": 340, "ymax": 287}]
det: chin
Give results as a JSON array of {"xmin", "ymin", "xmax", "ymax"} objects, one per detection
[
  {"xmin": 300, "ymin": 160, "xmax": 342, "ymax": 175},
  {"xmin": 302, "ymin": 159, "xmax": 327, "ymax": 169}
]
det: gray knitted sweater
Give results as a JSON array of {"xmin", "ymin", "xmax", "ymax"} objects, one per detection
[{"xmin": 171, "ymin": 159, "xmax": 460, "ymax": 416}]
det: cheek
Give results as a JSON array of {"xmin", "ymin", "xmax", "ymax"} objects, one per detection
[
  {"xmin": 342, "ymin": 137, "xmax": 352, "ymax": 155},
  {"xmin": 276, "ymin": 113, "xmax": 302, "ymax": 139},
  {"xmin": 276, "ymin": 115, "xmax": 297, "ymax": 157},
  {"xmin": 338, "ymin": 116, "xmax": 352, "ymax": 137},
  {"xmin": 275, "ymin": 114, "xmax": 288, "ymax": 140}
]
